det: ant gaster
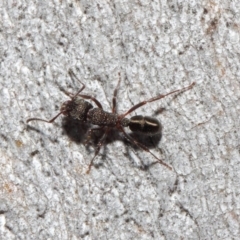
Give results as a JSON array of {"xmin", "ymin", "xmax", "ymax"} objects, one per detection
[{"xmin": 27, "ymin": 70, "xmax": 195, "ymax": 173}]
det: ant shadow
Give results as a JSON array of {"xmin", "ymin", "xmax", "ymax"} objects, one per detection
[
  {"xmin": 62, "ymin": 116, "xmax": 162, "ymax": 148},
  {"xmin": 122, "ymin": 131, "xmax": 163, "ymax": 171},
  {"xmin": 61, "ymin": 116, "xmax": 163, "ymax": 171},
  {"xmin": 61, "ymin": 116, "xmax": 90, "ymax": 143}
]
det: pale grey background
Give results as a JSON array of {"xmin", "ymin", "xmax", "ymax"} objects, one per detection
[{"xmin": 0, "ymin": 0, "xmax": 240, "ymax": 239}]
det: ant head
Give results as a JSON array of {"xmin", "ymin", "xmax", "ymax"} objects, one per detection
[
  {"xmin": 60, "ymin": 98, "xmax": 93, "ymax": 121},
  {"xmin": 60, "ymin": 100, "xmax": 74, "ymax": 116}
]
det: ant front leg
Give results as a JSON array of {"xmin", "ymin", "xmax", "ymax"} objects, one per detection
[
  {"xmin": 27, "ymin": 70, "xmax": 87, "ymax": 123},
  {"xmin": 68, "ymin": 69, "xmax": 103, "ymax": 109},
  {"xmin": 26, "ymin": 112, "xmax": 62, "ymax": 123},
  {"xmin": 78, "ymin": 94, "xmax": 103, "ymax": 109},
  {"xmin": 122, "ymin": 82, "xmax": 195, "ymax": 118},
  {"xmin": 68, "ymin": 69, "xmax": 86, "ymax": 98}
]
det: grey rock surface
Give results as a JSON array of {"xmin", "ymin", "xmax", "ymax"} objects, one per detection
[{"xmin": 0, "ymin": 1, "xmax": 239, "ymax": 239}]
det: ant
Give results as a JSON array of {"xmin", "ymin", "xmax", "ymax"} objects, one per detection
[{"xmin": 27, "ymin": 70, "xmax": 195, "ymax": 173}]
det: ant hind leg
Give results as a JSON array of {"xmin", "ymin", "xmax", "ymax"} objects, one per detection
[
  {"xmin": 122, "ymin": 82, "xmax": 195, "ymax": 118},
  {"xmin": 120, "ymin": 127, "xmax": 172, "ymax": 171}
]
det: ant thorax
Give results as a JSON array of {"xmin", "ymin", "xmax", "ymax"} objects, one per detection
[{"xmin": 87, "ymin": 108, "xmax": 118, "ymax": 127}]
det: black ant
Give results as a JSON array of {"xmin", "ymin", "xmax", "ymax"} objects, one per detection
[{"xmin": 27, "ymin": 70, "xmax": 195, "ymax": 173}]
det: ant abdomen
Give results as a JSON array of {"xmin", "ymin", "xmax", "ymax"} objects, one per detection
[{"xmin": 128, "ymin": 115, "xmax": 162, "ymax": 135}]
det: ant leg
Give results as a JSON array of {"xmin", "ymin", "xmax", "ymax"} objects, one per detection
[
  {"xmin": 68, "ymin": 69, "xmax": 103, "ymax": 109},
  {"xmin": 86, "ymin": 128, "xmax": 111, "ymax": 174},
  {"xmin": 60, "ymin": 90, "xmax": 103, "ymax": 109},
  {"xmin": 68, "ymin": 69, "xmax": 86, "ymax": 98},
  {"xmin": 84, "ymin": 127, "xmax": 104, "ymax": 146},
  {"xmin": 112, "ymin": 73, "xmax": 121, "ymax": 113},
  {"xmin": 58, "ymin": 87, "xmax": 76, "ymax": 99},
  {"xmin": 122, "ymin": 82, "xmax": 195, "ymax": 118},
  {"xmin": 26, "ymin": 112, "xmax": 62, "ymax": 123},
  {"xmin": 120, "ymin": 127, "xmax": 172, "ymax": 170},
  {"xmin": 78, "ymin": 94, "xmax": 103, "ymax": 109}
]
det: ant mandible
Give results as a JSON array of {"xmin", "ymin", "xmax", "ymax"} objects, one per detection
[{"xmin": 27, "ymin": 70, "xmax": 195, "ymax": 173}]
